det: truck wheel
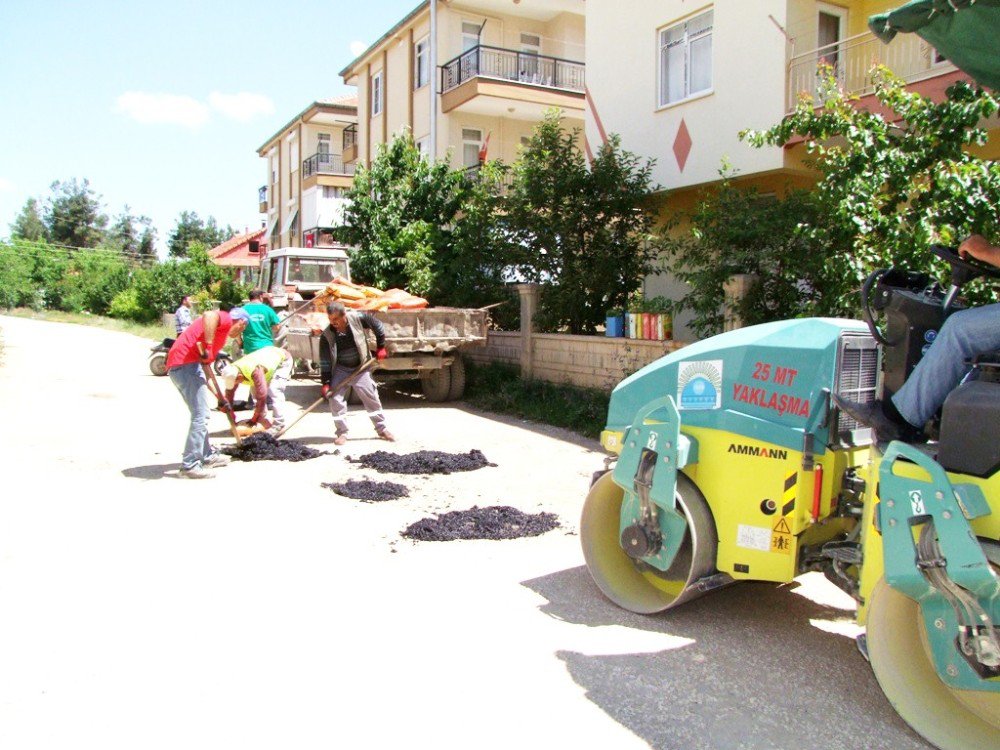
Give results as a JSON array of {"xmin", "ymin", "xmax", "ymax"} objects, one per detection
[
  {"xmin": 421, "ymin": 367, "xmax": 451, "ymax": 402},
  {"xmin": 446, "ymin": 357, "xmax": 466, "ymax": 401},
  {"xmin": 148, "ymin": 353, "xmax": 168, "ymax": 377}
]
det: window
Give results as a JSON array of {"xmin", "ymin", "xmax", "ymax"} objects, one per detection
[
  {"xmin": 415, "ymin": 136, "xmax": 430, "ymax": 159},
  {"xmin": 520, "ymin": 32, "xmax": 541, "ymax": 54},
  {"xmin": 658, "ymin": 9, "xmax": 713, "ymax": 107},
  {"xmin": 317, "ymin": 133, "xmax": 330, "ymax": 155},
  {"xmin": 322, "ymin": 186, "xmax": 344, "ymax": 199},
  {"xmin": 462, "ymin": 21, "xmax": 481, "ymax": 51},
  {"xmin": 414, "ymin": 37, "xmax": 430, "ymax": 89},
  {"xmin": 371, "ymin": 71, "xmax": 383, "ymax": 117},
  {"xmin": 462, "ymin": 127, "xmax": 483, "ymax": 168}
]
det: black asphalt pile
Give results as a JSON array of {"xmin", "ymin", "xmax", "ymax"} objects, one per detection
[
  {"xmin": 321, "ymin": 478, "xmax": 409, "ymax": 502},
  {"xmin": 402, "ymin": 505, "xmax": 560, "ymax": 542},
  {"xmin": 222, "ymin": 433, "xmax": 327, "ymax": 462},
  {"xmin": 352, "ymin": 449, "xmax": 496, "ymax": 475}
]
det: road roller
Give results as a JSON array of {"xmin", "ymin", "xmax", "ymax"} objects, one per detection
[{"xmin": 581, "ymin": 246, "xmax": 1000, "ymax": 749}]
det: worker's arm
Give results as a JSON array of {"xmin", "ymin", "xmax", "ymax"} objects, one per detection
[
  {"xmin": 249, "ymin": 366, "xmax": 271, "ymax": 427},
  {"xmin": 359, "ymin": 312, "xmax": 386, "ymax": 351},
  {"xmin": 200, "ymin": 310, "xmax": 221, "ymax": 359},
  {"xmin": 959, "ymin": 234, "xmax": 1000, "ymax": 268}
]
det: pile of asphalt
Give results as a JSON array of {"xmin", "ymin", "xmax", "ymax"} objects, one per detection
[
  {"xmin": 351, "ymin": 449, "xmax": 496, "ymax": 475},
  {"xmin": 322, "ymin": 478, "xmax": 409, "ymax": 502},
  {"xmin": 222, "ymin": 433, "xmax": 327, "ymax": 462},
  {"xmin": 402, "ymin": 505, "xmax": 560, "ymax": 542}
]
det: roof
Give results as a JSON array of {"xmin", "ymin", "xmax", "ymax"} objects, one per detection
[
  {"xmin": 209, "ymin": 228, "xmax": 267, "ymax": 268},
  {"xmin": 339, "ymin": 0, "xmax": 428, "ymax": 79},
  {"xmin": 257, "ymin": 99, "xmax": 359, "ymax": 154}
]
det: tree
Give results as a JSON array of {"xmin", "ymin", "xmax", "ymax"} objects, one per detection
[
  {"xmin": 44, "ymin": 179, "xmax": 108, "ymax": 248},
  {"xmin": 9, "ymin": 197, "xmax": 48, "ymax": 242},
  {"xmin": 741, "ymin": 67, "xmax": 1000, "ymax": 309},
  {"xmin": 108, "ymin": 206, "xmax": 157, "ymax": 260},
  {"xmin": 167, "ymin": 211, "xmax": 231, "ymax": 258},
  {"xmin": 505, "ymin": 110, "xmax": 660, "ymax": 334}
]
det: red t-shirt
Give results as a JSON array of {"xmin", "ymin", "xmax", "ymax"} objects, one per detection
[{"xmin": 166, "ymin": 311, "xmax": 234, "ymax": 370}]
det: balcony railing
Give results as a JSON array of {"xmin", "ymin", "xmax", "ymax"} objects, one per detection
[
  {"xmin": 441, "ymin": 44, "xmax": 585, "ymax": 94},
  {"xmin": 787, "ymin": 30, "xmax": 956, "ymax": 112},
  {"xmin": 343, "ymin": 124, "xmax": 357, "ymax": 151},
  {"xmin": 302, "ymin": 152, "xmax": 355, "ymax": 178}
]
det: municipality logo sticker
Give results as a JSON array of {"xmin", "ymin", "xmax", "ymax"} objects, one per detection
[{"xmin": 677, "ymin": 360, "xmax": 723, "ymax": 410}]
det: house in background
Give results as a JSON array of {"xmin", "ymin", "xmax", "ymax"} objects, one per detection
[
  {"xmin": 584, "ymin": 0, "xmax": 993, "ymax": 339},
  {"xmin": 339, "ymin": 0, "xmax": 586, "ymax": 174},
  {"xmin": 208, "ymin": 227, "xmax": 267, "ymax": 285},
  {"xmin": 257, "ymin": 96, "xmax": 358, "ymax": 251}
]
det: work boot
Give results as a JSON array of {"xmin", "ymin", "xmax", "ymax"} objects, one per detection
[
  {"xmin": 204, "ymin": 452, "xmax": 231, "ymax": 468},
  {"xmin": 832, "ymin": 394, "xmax": 920, "ymax": 443},
  {"xmin": 179, "ymin": 465, "xmax": 215, "ymax": 479},
  {"xmin": 378, "ymin": 429, "xmax": 396, "ymax": 442},
  {"xmin": 334, "ymin": 434, "xmax": 348, "ymax": 446}
]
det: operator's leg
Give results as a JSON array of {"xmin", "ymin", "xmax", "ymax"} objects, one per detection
[
  {"xmin": 892, "ymin": 303, "xmax": 1000, "ymax": 427},
  {"xmin": 328, "ymin": 364, "xmax": 352, "ymax": 440},
  {"xmin": 168, "ymin": 362, "xmax": 211, "ymax": 470},
  {"xmin": 351, "ymin": 369, "xmax": 391, "ymax": 438},
  {"xmin": 267, "ymin": 353, "xmax": 293, "ymax": 432}
]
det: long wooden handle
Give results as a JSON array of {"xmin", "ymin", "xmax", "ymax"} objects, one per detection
[{"xmin": 273, "ymin": 359, "xmax": 377, "ymax": 439}]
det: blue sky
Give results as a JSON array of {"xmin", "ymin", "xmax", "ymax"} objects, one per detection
[{"xmin": 0, "ymin": 0, "xmax": 418, "ymax": 256}]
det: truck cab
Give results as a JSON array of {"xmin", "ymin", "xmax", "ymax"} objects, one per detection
[{"xmin": 258, "ymin": 245, "xmax": 352, "ymax": 310}]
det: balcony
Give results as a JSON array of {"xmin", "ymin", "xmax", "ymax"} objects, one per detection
[
  {"xmin": 787, "ymin": 30, "xmax": 959, "ymax": 112},
  {"xmin": 342, "ymin": 124, "xmax": 357, "ymax": 164},
  {"xmin": 258, "ymin": 185, "xmax": 268, "ymax": 213},
  {"xmin": 440, "ymin": 44, "xmax": 586, "ymax": 117},
  {"xmin": 301, "ymin": 152, "xmax": 356, "ymax": 178}
]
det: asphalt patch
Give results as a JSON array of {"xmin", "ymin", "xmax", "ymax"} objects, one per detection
[
  {"xmin": 402, "ymin": 505, "xmax": 560, "ymax": 542},
  {"xmin": 322, "ymin": 478, "xmax": 409, "ymax": 502},
  {"xmin": 222, "ymin": 433, "xmax": 327, "ymax": 462},
  {"xmin": 351, "ymin": 449, "xmax": 496, "ymax": 475}
]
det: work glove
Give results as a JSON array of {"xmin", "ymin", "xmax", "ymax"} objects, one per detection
[
  {"xmin": 216, "ymin": 399, "xmax": 233, "ymax": 413},
  {"xmin": 376, "ymin": 347, "xmax": 388, "ymax": 361},
  {"xmin": 321, "ymin": 384, "xmax": 331, "ymax": 399},
  {"xmin": 199, "ymin": 347, "xmax": 214, "ymax": 364}
]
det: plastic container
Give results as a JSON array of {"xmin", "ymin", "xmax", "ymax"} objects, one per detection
[{"xmin": 605, "ymin": 314, "xmax": 624, "ymax": 337}]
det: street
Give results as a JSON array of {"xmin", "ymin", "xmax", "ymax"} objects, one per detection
[{"xmin": 0, "ymin": 315, "xmax": 931, "ymax": 750}]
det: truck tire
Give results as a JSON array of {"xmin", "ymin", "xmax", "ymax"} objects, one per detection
[
  {"xmin": 446, "ymin": 357, "xmax": 466, "ymax": 401},
  {"xmin": 421, "ymin": 366, "xmax": 451, "ymax": 402}
]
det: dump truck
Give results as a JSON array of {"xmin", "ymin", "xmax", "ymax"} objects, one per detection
[{"xmin": 258, "ymin": 245, "xmax": 487, "ymax": 401}]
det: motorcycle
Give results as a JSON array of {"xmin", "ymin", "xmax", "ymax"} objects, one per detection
[{"xmin": 148, "ymin": 338, "xmax": 232, "ymax": 377}]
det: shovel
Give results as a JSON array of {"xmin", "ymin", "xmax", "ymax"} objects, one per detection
[
  {"xmin": 274, "ymin": 358, "xmax": 377, "ymax": 439},
  {"xmin": 198, "ymin": 342, "xmax": 243, "ymax": 446}
]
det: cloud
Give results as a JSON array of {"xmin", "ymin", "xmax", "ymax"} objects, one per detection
[
  {"xmin": 208, "ymin": 92, "xmax": 275, "ymax": 122},
  {"xmin": 350, "ymin": 40, "xmax": 368, "ymax": 57},
  {"xmin": 0, "ymin": 177, "xmax": 13, "ymax": 192},
  {"xmin": 115, "ymin": 92, "xmax": 210, "ymax": 128}
]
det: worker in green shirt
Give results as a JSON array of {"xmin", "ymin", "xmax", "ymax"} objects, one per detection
[{"xmin": 242, "ymin": 289, "xmax": 282, "ymax": 355}]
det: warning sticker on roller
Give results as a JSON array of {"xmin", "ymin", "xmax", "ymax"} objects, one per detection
[
  {"xmin": 736, "ymin": 524, "xmax": 771, "ymax": 552},
  {"xmin": 773, "ymin": 517, "xmax": 791, "ymax": 534},
  {"xmin": 771, "ymin": 532, "xmax": 792, "ymax": 554}
]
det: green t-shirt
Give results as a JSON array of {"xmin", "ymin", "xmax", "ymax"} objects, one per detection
[{"xmin": 242, "ymin": 302, "xmax": 281, "ymax": 354}]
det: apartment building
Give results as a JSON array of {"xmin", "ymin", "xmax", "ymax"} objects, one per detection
[
  {"xmin": 257, "ymin": 96, "xmax": 358, "ymax": 249},
  {"xmin": 339, "ymin": 0, "xmax": 586, "ymax": 173},
  {"xmin": 585, "ymin": 0, "xmax": 993, "ymax": 338}
]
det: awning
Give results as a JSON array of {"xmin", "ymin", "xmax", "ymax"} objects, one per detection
[
  {"xmin": 265, "ymin": 214, "xmax": 279, "ymax": 240},
  {"xmin": 279, "ymin": 207, "xmax": 299, "ymax": 237},
  {"xmin": 868, "ymin": 0, "xmax": 1000, "ymax": 90},
  {"xmin": 317, "ymin": 201, "xmax": 349, "ymax": 229}
]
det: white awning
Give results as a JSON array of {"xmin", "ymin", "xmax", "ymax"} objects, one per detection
[
  {"xmin": 279, "ymin": 208, "xmax": 299, "ymax": 236},
  {"xmin": 265, "ymin": 214, "xmax": 279, "ymax": 240},
  {"xmin": 316, "ymin": 201, "xmax": 349, "ymax": 228}
]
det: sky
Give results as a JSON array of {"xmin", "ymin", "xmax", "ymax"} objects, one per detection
[{"xmin": 0, "ymin": 0, "xmax": 419, "ymax": 256}]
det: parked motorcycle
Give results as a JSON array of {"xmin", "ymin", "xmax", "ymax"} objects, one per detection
[{"xmin": 148, "ymin": 338, "xmax": 232, "ymax": 377}]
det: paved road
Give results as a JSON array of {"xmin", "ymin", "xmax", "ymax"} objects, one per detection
[{"xmin": 0, "ymin": 315, "xmax": 932, "ymax": 750}]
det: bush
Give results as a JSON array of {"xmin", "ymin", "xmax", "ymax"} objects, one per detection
[
  {"xmin": 0, "ymin": 243, "xmax": 39, "ymax": 309},
  {"xmin": 49, "ymin": 250, "xmax": 131, "ymax": 315},
  {"xmin": 108, "ymin": 287, "xmax": 144, "ymax": 321}
]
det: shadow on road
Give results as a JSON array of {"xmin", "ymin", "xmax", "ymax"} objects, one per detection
[
  {"xmin": 522, "ymin": 565, "xmax": 931, "ymax": 750},
  {"xmin": 121, "ymin": 463, "xmax": 179, "ymax": 480}
]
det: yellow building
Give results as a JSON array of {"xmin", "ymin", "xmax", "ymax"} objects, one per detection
[
  {"xmin": 585, "ymin": 0, "xmax": 986, "ymax": 338},
  {"xmin": 257, "ymin": 96, "xmax": 358, "ymax": 249},
  {"xmin": 339, "ymin": 0, "xmax": 586, "ymax": 173}
]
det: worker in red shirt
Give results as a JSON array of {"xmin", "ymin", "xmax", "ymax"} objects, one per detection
[{"xmin": 167, "ymin": 307, "xmax": 250, "ymax": 478}]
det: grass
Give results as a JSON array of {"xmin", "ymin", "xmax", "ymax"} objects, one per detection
[
  {"xmin": 465, "ymin": 361, "xmax": 610, "ymax": 440},
  {"xmin": 2, "ymin": 308, "xmax": 173, "ymax": 341}
]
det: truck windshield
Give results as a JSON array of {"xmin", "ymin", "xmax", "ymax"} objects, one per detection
[{"xmin": 286, "ymin": 258, "xmax": 349, "ymax": 285}]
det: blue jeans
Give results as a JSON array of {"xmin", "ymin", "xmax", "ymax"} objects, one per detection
[
  {"xmin": 892, "ymin": 302, "xmax": 1000, "ymax": 427},
  {"xmin": 169, "ymin": 362, "xmax": 212, "ymax": 470}
]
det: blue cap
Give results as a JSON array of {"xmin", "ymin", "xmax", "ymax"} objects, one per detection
[{"xmin": 228, "ymin": 307, "xmax": 250, "ymax": 323}]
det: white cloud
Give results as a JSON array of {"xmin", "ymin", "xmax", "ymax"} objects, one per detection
[
  {"xmin": 115, "ymin": 92, "xmax": 210, "ymax": 129},
  {"xmin": 350, "ymin": 40, "xmax": 368, "ymax": 57},
  {"xmin": 0, "ymin": 177, "xmax": 13, "ymax": 192},
  {"xmin": 208, "ymin": 92, "xmax": 275, "ymax": 122}
]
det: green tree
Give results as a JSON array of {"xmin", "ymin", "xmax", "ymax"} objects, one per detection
[
  {"xmin": 44, "ymin": 179, "xmax": 108, "ymax": 248},
  {"xmin": 167, "ymin": 211, "xmax": 231, "ymax": 258},
  {"xmin": 0, "ymin": 241, "xmax": 39, "ymax": 309},
  {"xmin": 108, "ymin": 207, "xmax": 157, "ymax": 260},
  {"xmin": 50, "ymin": 250, "xmax": 131, "ymax": 314},
  {"xmin": 505, "ymin": 110, "xmax": 660, "ymax": 334},
  {"xmin": 659, "ymin": 179, "xmax": 838, "ymax": 338},
  {"xmin": 741, "ymin": 67, "xmax": 1000, "ymax": 309},
  {"xmin": 9, "ymin": 197, "xmax": 48, "ymax": 242}
]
